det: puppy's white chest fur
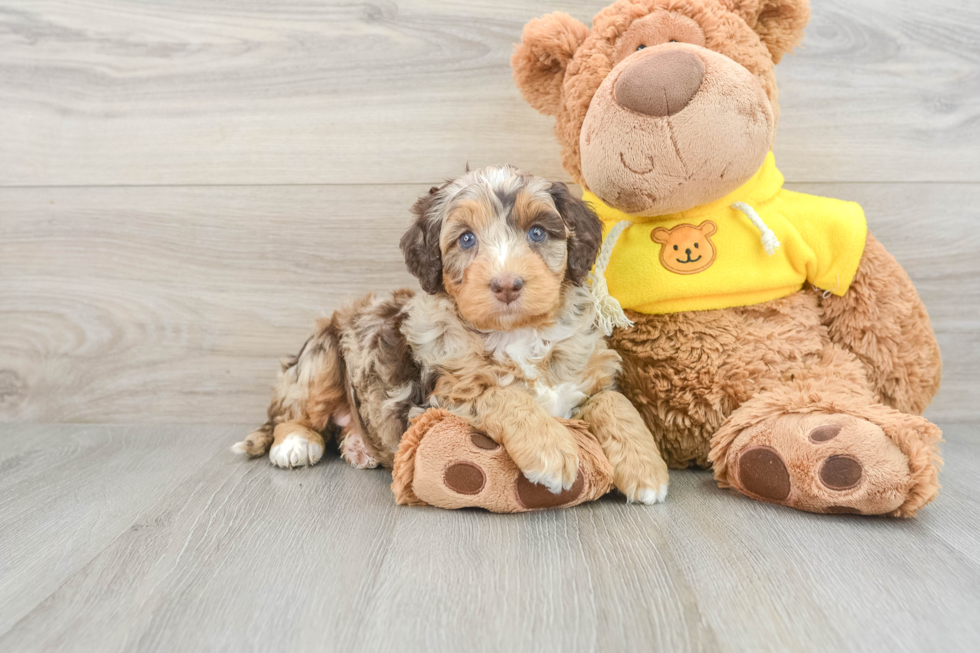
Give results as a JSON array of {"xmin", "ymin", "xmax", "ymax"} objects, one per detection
[{"xmin": 484, "ymin": 327, "xmax": 588, "ymax": 419}]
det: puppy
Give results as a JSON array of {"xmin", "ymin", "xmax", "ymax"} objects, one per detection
[{"xmin": 233, "ymin": 166, "xmax": 669, "ymax": 502}]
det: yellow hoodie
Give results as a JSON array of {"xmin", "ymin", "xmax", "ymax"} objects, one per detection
[{"xmin": 585, "ymin": 153, "xmax": 868, "ymax": 315}]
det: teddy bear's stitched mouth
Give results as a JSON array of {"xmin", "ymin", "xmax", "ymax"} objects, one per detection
[
  {"xmin": 619, "ymin": 152, "xmax": 655, "ymax": 175},
  {"xmin": 676, "ymin": 254, "xmax": 702, "ymax": 264}
]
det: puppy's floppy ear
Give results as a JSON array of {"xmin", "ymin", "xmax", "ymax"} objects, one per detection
[
  {"xmin": 400, "ymin": 186, "xmax": 445, "ymax": 295},
  {"xmin": 512, "ymin": 12, "xmax": 589, "ymax": 116},
  {"xmin": 729, "ymin": 0, "xmax": 810, "ymax": 64},
  {"xmin": 550, "ymin": 181, "xmax": 602, "ymax": 285}
]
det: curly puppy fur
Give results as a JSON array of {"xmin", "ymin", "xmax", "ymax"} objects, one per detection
[{"xmin": 235, "ymin": 166, "xmax": 669, "ymax": 501}]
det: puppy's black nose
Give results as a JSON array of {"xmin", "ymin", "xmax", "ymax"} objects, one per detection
[{"xmin": 490, "ymin": 275, "xmax": 524, "ymax": 304}]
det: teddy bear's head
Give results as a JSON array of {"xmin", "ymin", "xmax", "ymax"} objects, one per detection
[{"xmin": 512, "ymin": 0, "xmax": 809, "ymax": 216}]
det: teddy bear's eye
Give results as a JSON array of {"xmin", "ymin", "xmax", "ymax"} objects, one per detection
[
  {"xmin": 694, "ymin": 242, "xmax": 699, "ymax": 248},
  {"xmin": 673, "ymin": 245, "xmax": 679, "ymax": 251},
  {"xmin": 636, "ymin": 44, "xmax": 647, "ymax": 51}
]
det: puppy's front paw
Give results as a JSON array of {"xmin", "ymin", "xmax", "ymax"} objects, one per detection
[
  {"xmin": 269, "ymin": 431, "xmax": 324, "ymax": 469},
  {"xmin": 510, "ymin": 428, "xmax": 580, "ymax": 494},
  {"xmin": 616, "ymin": 456, "xmax": 669, "ymax": 505}
]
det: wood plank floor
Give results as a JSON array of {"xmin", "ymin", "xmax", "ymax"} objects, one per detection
[{"xmin": 0, "ymin": 422, "xmax": 977, "ymax": 652}]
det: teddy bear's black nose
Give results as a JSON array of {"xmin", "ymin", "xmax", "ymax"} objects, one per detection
[{"xmin": 614, "ymin": 49, "xmax": 705, "ymax": 117}]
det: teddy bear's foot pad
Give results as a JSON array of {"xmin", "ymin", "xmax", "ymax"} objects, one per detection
[
  {"xmin": 724, "ymin": 413, "xmax": 913, "ymax": 515},
  {"xmin": 391, "ymin": 409, "xmax": 613, "ymax": 512}
]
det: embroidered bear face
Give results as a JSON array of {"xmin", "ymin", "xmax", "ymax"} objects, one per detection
[{"xmin": 651, "ymin": 220, "xmax": 717, "ymax": 274}]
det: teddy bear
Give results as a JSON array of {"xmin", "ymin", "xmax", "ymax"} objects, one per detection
[{"xmin": 499, "ymin": 0, "xmax": 943, "ymax": 517}]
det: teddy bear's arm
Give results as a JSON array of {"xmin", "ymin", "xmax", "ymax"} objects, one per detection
[{"xmin": 819, "ymin": 233, "xmax": 942, "ymax": 415}]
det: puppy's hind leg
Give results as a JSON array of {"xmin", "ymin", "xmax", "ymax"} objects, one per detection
[
  {"xmin": 269, "ymin": 421, "xmax": 326, "ymax": 469},
  {"xmin": 232, "ymin": 316, "xmax": 351, "ymax": 467}
]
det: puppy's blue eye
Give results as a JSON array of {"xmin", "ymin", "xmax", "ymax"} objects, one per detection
[
  {"xmin": 528, "ymin": 226, "xmax": 547, "ymax": 243},
  {"xmin": 458, "ymin": 232, "xmax": 476, "ymax": 249},
  {"xmin": 637, "ymin": 44, "xmax": 647, "ymax": 51}
]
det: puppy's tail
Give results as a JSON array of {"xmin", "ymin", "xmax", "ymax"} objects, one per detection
[{"xmin": 232, "ymin": 317, "xmax": 351, "ymax": 458}]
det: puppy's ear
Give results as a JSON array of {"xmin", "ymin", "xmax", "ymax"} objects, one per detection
[
  {"xmin": 400, "ymin": 186, "xmax": 445, "ymax": 295},
  {"xmin": 512, "ymin": 12, "xmax": 589, "ymax": 116},
  {"xmin": 730, "ymin": 0, "xmax": 810, "ymax": 64},
  {"xmin": 550, "ymin": 181, "xmax": 602, "ymax": 285}
]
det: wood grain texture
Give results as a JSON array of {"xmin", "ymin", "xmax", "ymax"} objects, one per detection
[
  {"xmin": 0, "ymin": 423, "xmax": 237, "ymax": 634},
  {"xmin": 0, "ymin": 422, "xmax": 977, "ymax": 652},
  {"xmin": 2, "ymin": 181, "xmax": 977, "ymax": 424},
  {"xmin": 1, "ymin": 0, "xmax": 978, "ymax": 186}
]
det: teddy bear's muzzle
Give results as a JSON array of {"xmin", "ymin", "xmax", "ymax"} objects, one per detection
[{"xmin": 579, "ymin": 44, "xmax": 775, "ymax": 217}]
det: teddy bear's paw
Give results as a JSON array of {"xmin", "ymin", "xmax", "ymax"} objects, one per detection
[
  {"xmin": 402, "ymin": 413, "xmax": 610, "ymax": 512},
  {"xmin": 725, "ymin": 413, "xmax": 913, "ymax": 515}
]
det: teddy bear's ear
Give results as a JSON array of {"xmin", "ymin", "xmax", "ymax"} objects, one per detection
[
  {"xmin": 511, "ymin": 12, "xmax": 589, "ymax": 116},
  {"xmin": 730, "ymin": 0, "xmax": 811, "ymax": 64},
  {"xmin": 651, "ymin": 228, "xmax": 670, "ymax": 244}
]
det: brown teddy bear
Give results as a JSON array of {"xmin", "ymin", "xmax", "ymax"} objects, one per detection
[{"xmin": 503, "ymin": 0, "xmax": 944, "ymax": 517}]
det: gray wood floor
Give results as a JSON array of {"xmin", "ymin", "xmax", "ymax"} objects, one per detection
[
  {"xmin": 2, "ymin": 0, "xmax": 979, "ymax": 651},
  {"xmin": 0, "ymin": 422, "xmax": 977, "ymax": 652}
]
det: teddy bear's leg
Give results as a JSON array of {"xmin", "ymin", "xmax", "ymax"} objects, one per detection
[
  {"xmin": 819, "ymin": 233, "xmax": 942, "ymax": 415},
  {"xmin": 575, "ymin": 391, "xmax": 670, "ymax": 504},
  {"xmin": 708, "ymin": 350, "xmax": 942, "ymax": 517},
  {"xmin": 391, "ymin": 409, "xmax": 613, "ymax": 512}
]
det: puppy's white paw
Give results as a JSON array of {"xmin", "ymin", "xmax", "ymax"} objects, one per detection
[
  {"xmin": 522, "ymin": 448, "xmax": 580, "ymax": 495},
  {"xmin": 631, "ymin": 483, "xmax": 669, "ymax": 505},
  {"xmin": 616, "ymin": 456, "xmax": 670, "ymax": 505},
  {"xmin": 523, "ymin": 470, "xmax": 564, "ymax": 495},
  {"xmin": 269, "ymin": 433, "xmax": 323, "ymax": 469}
]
